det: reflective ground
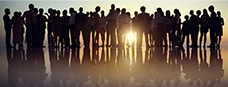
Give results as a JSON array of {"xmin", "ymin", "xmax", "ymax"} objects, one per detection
[{"xmin": 0, "ymin": 46, "xmax": 228, "ymax": 87}]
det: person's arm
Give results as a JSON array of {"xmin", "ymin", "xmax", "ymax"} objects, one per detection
[{"xmin": 221, "ymin": 18, "xmax": 224, "ymax": 26}]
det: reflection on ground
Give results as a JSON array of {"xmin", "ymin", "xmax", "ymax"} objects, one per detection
[{"xmin": 6, "ymin": 47, "xmax": 224, "ymax": 87}]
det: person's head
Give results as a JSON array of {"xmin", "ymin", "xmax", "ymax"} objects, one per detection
[
  {"xmin": 156, "ymin": 7, "xmax": 162, "ymax": 13},
  {"xmin": 86, "ymin": 12, "xmax": 89, "ymax": 17},
  {"xmin": 203, "ymin": 9, "xmax": 208, "ymax": 15},
  {"xmin": 196, "ymin": 10, "xmax": 201, "ymax": 16},
  {"xmin": 116, "ymin": 8, "xmax": 120, "ymax": 13},
  {"xmin": 208, "ymin": 5, "xmax": 214, "ymax": 12},
  {"xmin": 34, "ymin": 8, "xmax": 38, "ymax": 14},
  {"xmin": 95, "ymin": 6, "xmax": 101, "ymax": 12},
  {"xmin": 4, "ymin": 8, "xmax": 10, "ymax": 15},
  {"xmin": 18, "ymin": 12, "xmax": 22, "ymax": 17},
  {"xmin": 150, "ymin": 14, "xmax": 154, "ymax": 19},
  {"xmin": 56, "ymin": 10, "xmax": 60, "ymax": 16},
  {"xmin": 184, "ymin": 15, "xmax": 189, "ymax": 20},
  {"xmin": 111, "ymin": 4, "xmax": 115, "ymax": 10},
  {"xmin": 62, "ymin": 10, "xmax": 67, "ymax": 16},
  {"xmin": 140, "ymin": 6, "xmax": 146, "ymax": 12},
  {"xmin": 174, "ymin": 9, "xmax": 181, "ymax": 16},
  {"xmin": 217, "ymin": 11, "xmax": 221, "ymax": 17},
  {"xmin": 166, "ymin": 10, "xmax": 170, "ymax": 17},
  {"xmin": 189, "ymin": 10, "xmax": 194, "ymax": 15},
  {"xmin": 39, "ymin": 8, "xmax": 44, "ymax": 14},
  {"xmin": 79, "ymin": 7, "xmax": 83, "ymax": 13},
  {"xmin": 101, "ymin": 10, "xmax": 105, "ymax": 16},
  {"xmin": 48, "ymin": 8, "xmax": 53, "ymax": 14},
  {"xmin": 28, "ymin": 4, "xmax": 34, "ymax": 10},
  {"xmin": 134, "ymin": 11, "xmax": 138, "ymax": 17},
  {"xmin": 69, "ymin": 7, "xmax": 74, "ymax": 14},
  {"xmin": 14, "ymin": 11, "xmax": 18, "ymax": 17},
  {"xmin": 121, "ymin": 8, "xmax": 126, "ymax": 14},
  {"xmin": 126, "ymin": 12, "xmax": 130, "ymax": 17}
]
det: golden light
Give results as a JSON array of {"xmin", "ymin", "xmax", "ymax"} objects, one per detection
[{"xmin": 126, "ymin": 31, "xmax": 135, "ymax": 44}]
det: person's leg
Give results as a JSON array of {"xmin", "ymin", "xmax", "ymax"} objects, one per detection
[
  {"xmin": 144, "ymin": 31, "xmax": 149, "ymax": 47},
  {"xmin": 199, "ymin": 31, "xmax": 203, "ymax": 47},
  {"xmin": 218, "ymin": 36, "xmax": 221, "ymax": 46},
  {"xmin": 70, "ymin": 25, "xmax": 76, "ymax": 47},
  {"xmin": 101, "ymin": 32, "xmax": 105, "ymax": 46},
  {"xmin": 75, "ymin": 28, "xmax": 80, "ymax": 47},
  {"xmin": 106, "ymin": 30, "xmax": 110, "ymax": 46},
  {"xmin": 48, "ymin": 23, "xmax": 53, "ymax": 46},
  {"xmin": 137, "ymin": 30, "xmax": 143, "ymax": 46},
  {"xmin": 203, "ymin": 33, "xmax": 207, "ymax": 47},
  {"xmin": 5, "ymin": 29, "xmax": 11, "ymax": 47},
  {"xmin": 110, "ymin": 27, "xmax": 116, "ymax": 46},
  {"xmin": 117, "ymin": 29, "xmax": 122, "ymax": 46}
]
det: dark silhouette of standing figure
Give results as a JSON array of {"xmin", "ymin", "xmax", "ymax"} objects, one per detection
[
  {"xmin": 53, "ymin": 10, "xmax": 63, "ymax": 48},
  {"xmin": 12, "ymin": 12, "xmax": 24, "ymax": 48},
  {"xmin": 76, "ymin": 7, "xmax": 88, "ymax": 47},
  {"xmin": 199, "ymin": 9, "xmax": 209, "ymax": 47},
  {"xmin": 189, "ymin": 10, "xmax": 200, "ymax": 47},
  {"xmin": 117, "ymin": 8, "xmax": 128, "ymax": 47},
  {"xmin": 62, "ymin": 10, "xmax": 70, "ymax": 48},
  {"xmin": 68, "ymin": 7, "xmax": 76, "ymax": 48},
  {"xmin": 3, "ymin": 8, "xmax": 12, "ymax": 48},
  {"xmin": 181, "ymin": 15, "xmax": 190, "ymax": 47},
  {"xmin": 216, "ymin": 11, "xmax": 224, "ymax": 47},
  {"xmin": 22, "ymin": 4, "xmax": 37, "ymax": 47},
  {"xmin": 37, "ymin": 8, "xmax": 47, "ymax": 47},
  {"xmin": 99, "ymin": 10, "xmax": 107, "ymax": 47},
  {"xmin": 208, "ymin": 5, "xmax": 217, "ymax": 47},
  {"xmin": 137, "ymin": 6, "xmax": 150, "ymax": 47},
  {"xmin": 164, "ymin": 10, "xmax": 172, "ymax": 47},
  {"xmin": 106, "ymin": 4, "xmax": 118, "ymax": 47},
  {"xmin": 92, "ymin": 6, "xmax": 101, "ymax": 47},
  {"xmin": 45, "ymin": 8, "xmax": 54, "ymax": 47}
]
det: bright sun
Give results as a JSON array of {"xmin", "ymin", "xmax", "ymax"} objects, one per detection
[{"xmin": 126, "ymin": 31, "xmax": 135, "ymax": 44}]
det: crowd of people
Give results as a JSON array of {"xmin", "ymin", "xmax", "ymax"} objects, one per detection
[{"xmin": 3, "ymin": 4, "xmax": 224, "ymax": 48}]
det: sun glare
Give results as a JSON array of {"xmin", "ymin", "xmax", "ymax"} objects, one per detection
[{"xmin": 127, "ymin": 31, "xmax": 135, "ymax": 44}]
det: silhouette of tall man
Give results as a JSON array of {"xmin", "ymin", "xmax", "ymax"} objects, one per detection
[
  {"xmin": 137, "ymin": 6, "xmax": 150, "ymax": 46},
  {"xmin": 22, "ymin": 4, "xmax": 37, "ymax": 47},
  {"xmin": 3, "ymin": 8, "xmax": 12, "ymax": 48},
  {"xmin": 208, "ymin": 5, "xmax": 217, "ymax": 47},
  {"xmin": 106, "ymin": 4, "xmax": 118, "ymax": 46}
]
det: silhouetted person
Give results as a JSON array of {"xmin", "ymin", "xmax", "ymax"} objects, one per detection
[
  {"xmin": 106, "ymin": 4, "xmax": 118, "ymax": 47},
  {"xmin": 132, "ymin": 11, "xmax": 139, "ymax": 45},
  {"xmin": 117, "ymin": 8, "xmax": 128, "ymax": 47},
  {"xmin": 99, "ymin": 10, "xmax": 107, "ymax": 47},
  {"xmin": 45, "ymin": 8, "xmax": 54, "ymax": 47},
  {"xmin": 164, "ymin": 10, "xmax": 172, "ymax": 47},
  {"xmin": 69, "ymin": 7, "xmax": 76, "ymax": 48},
  {"xmin": 62, "ymin": 10, "xmax": 70, "ymax": 48},
  {"xmin": 199, "ymin": 9, "xmax": 209, "ymax": 47},
  {"xmin": 216, "ymin": 11, "xmax": 224, "ymax": 47},
  {"xmin": 12, "ymin": 12, "xmax": 23, "ymax": 48},
  {"xmin": 208, "ymin": 5, "xmax": 217, "ymax": 47},
  {"xmin": 137, "ymin": 6, "xmax": 150, "ymax": 47},
  {"xmin": 173, "ymin": 9, "xmax": 181, "ymax": 47},
  {"xmin": 22, "ymin": 4, "xmax": 37, "ymax": 47},
  {"xmin": 189, "ymin": 10, "xmax": 200, "ymax": 47},
  {"xmin": 93, "ymin": 6, "xmax": 101, "ymax": 47},
  {"xmin": 154, "ymin": 7, "xmax": 164, "ymax": 47},
  {"xmin": 37, "ymin": 8, "xmax": 47, "ymax": 47},
  {"xmin": 76, "ymin": 7, "xmax": 88, "ymax": 47},
  {"xmin": 53, "ymin": 10, "xmax": 63, "ymax": 48},
  {"xmin": 3, "ymin": 8, "xmax": 12, "ymax": 48},
  {"xmin": 181, "ymin": 15, "xmax": 190, "ymax": 47}
]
